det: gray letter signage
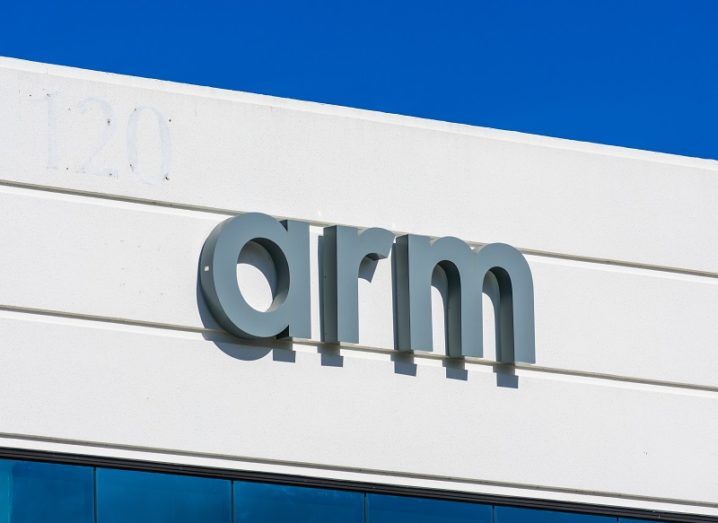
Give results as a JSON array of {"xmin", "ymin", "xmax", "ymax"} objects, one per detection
[
  {"xmin": 393, "ymin": 236, "xmax": 534, "ymax": 363},
  {"xmin": 200, "ymin": 213, "xmax": 535, "ymax": 364},
  {"xmin": 393, "ymin": 235, "xmax": 482, "ymax": 358},
  {"xmin": 322, "ymin": 226, "xmax": 395, "ymax": 344},
  {"xmin": 200, "ymin": 212, "xmax": 311, "ymax": 339}
]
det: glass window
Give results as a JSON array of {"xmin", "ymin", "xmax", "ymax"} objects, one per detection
[
  {"xmin": 96, "ymin": 468, "xmax": 231, "ymax": 523},
  {"xmin": 0, "ymin": 457, "xmax": 692, "ymax": 523},
  {"xmin": 495, "ymin": 506, "xmax": 617, "ymax": 523},
  {"xmin": 0, "ymin": 459, "xmax": 94, "ymax": 523},
  {"xmin": 366, "ymin": 493, "xmax": 492, "ymax": 523},
  {"xmin": 233, "ymin": 481, "xmax": 363, "ymax": 523}
]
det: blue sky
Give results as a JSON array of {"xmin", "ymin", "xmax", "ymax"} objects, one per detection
[{"xmin": 1, "ymin": 1, "xmax": 717, "ymax": 159}]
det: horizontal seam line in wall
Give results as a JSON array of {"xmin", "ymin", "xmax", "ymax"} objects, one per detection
[
  {"xmin": 1, "ymin": 431, "xmax": 717, "ymax": 511},
  {"xmin": 2, "ymin": 303, "xmax": 717, "ymax": 394},
  {"xmin": 0, "ymin": 178, "xmax": 716, "ymax": 280}
]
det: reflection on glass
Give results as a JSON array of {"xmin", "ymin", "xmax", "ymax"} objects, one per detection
[
  {"xmin": 0, "ymin": 459, "xmax": 94, "ymax": 523},
  {"xmin": 496, "ymin": 506, "xmax": 617, "ymax": 522},
  {"xmin": 234, "ymin": 481, "xmax": 363, "ymax": 523},
  {"xmin": 96, "ymin": 468, "xmax": 231, "ymax": 523},
  {"xmin": 0, "ymin": 458, "xmax": 686, "ymax": 523},
  {"xmin": 366, "ymin": 493, "xmax": 492, "ymax": 523}
]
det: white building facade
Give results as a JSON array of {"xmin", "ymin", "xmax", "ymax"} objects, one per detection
[{"xmin": 0, "ymin": 57, "xmax": 716, "ymax": 522}]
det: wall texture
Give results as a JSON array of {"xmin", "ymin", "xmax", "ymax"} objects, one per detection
[{"xmin": 0, "ymin": 57, "xmax": 716, "ymax": 516}]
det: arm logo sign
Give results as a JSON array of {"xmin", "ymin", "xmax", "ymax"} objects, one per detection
[{"xmin": 200, "ymin": 213, "xmax": 535, "ymax": 364}]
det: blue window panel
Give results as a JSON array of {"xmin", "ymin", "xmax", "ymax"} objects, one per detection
[
  {"xmin": 0, "ymin": 458, "xmax": 94, "ymax": 523},
  {"xmin": 366, "ymin": 493, "xmax": 491, "ymax": 523},
  {"xmin": 96, "ymin": 468, "xmax": 231, "ymax": 523},
  {"xmin": 496, "ymin": 506, "xmax": 617, "ymax": 523},
  {"xmin": 0, "ymin": 461, "xmax": 9, "ymax": 523},
  {"xmin": 233, "ymin": 481, "xmax": 363, "ymax": 523}
]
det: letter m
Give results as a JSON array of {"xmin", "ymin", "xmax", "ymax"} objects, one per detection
[{"xmin": 393, "ymin": 235, "xmax": 535, "ymax": 364}]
